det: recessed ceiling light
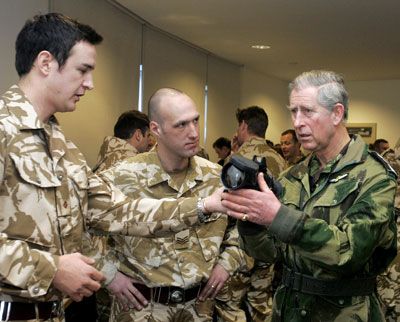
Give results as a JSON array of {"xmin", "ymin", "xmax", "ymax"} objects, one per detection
[{"xmin": 251, "ymin": 45, "xmax": 271, "ymax": 50}]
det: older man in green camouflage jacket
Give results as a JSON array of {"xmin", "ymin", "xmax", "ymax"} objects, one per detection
[
  {"xmin": 101, "ymin": 88, "xmax": 246, "ymax": 322},
  {"xmin": 221, "ymin": 70, "xmax": 397, "ymax": 321}
]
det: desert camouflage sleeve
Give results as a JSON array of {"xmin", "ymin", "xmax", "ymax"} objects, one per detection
[{"xmin": 87, "ymin": 172, "xmax": 201, "ymax": 237}]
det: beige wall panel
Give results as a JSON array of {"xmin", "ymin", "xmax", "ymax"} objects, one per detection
[
  {"xmin": 207, "ymin": 56, "xmax": 241, "ymax": 162},
  {"xmin": 142, "ymin": 28, "xmax": 207, "ymax": 144},
  {"xmin": 347, "ymin": 79, "xmax": 400, "ymax": 147},
  {"xmin": 240, "ymin": 68, "xmax": 292, "ymax": 145},
  {"xmin": 53, "ymin": 0, "xmax": 142, "ymax": 166},
  {"xmin": 0, "ymin": 0, "xmax": 49, "ymax": 94}
]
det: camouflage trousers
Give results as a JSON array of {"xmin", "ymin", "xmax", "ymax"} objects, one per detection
[
  {"xmin": 110, "ymin": 296, "xmax": 214, "ymax": 322},
  {"xmin": 377, "ymin": 245, "xmax": 400, "ymax": 322},
  {"xmin": 215, "ymin": 264, "xmax": 273, "ymax": 322}
]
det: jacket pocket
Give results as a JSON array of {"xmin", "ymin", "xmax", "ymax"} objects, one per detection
[{"xmin": 9, "ymin": 153, "xmax": 60, "ymax": 188}]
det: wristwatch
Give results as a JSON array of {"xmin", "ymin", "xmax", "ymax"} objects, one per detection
[{"xmin": 197, "ymin": 198, "xmax": 210, "ymax": 223}]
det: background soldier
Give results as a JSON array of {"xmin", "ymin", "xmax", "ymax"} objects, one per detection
[
  {"xmin": 221, "ymin": 70, "xmax": 397, "ymax": 321},
  {"xmin": 212, "ymin": 137, "xmax": 232, "ymax": 166},
  {"xmin": 280, "ymin": 128, "xmax": 304, "ymax": 166},
  {"xmin": 101, "ymin": 88, "xmax": 245, "ymax": 321},
  {"xmin": 92, "ymin": 110, "xmax": 150, "ymax": 322},
  {"xmin": 215, "ymin": 106, "xmax": 287, "ymax": 322},
  {"xmin": 378, "ymin": 138, "xmax": 400, "ymax": 321},
  {"xmin": 93, "ymin": 110, "xmax": 151, "ymax": 173}
]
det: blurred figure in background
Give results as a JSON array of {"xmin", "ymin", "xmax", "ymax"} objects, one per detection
[
  {"xmin": 213, "ymin": 137, "xmax": 232, "ymax": 166},
  {"xmin": 280, "ymin": 128, "xmax": 304, "ymax": 166}
]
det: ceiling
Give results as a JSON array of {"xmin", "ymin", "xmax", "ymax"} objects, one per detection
[{"xmin": 113, "ymin": 0, "xmax": 400, "ymax": 82}]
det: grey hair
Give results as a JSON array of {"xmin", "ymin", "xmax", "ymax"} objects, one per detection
[{"xmin": 289, "ymin": 70, "xmax": 349, "ymax": 120}]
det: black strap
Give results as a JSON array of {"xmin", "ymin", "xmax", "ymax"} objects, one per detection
[{"xmin": 282, "ymin": 266, "xmax": 376, "ymax": 297}]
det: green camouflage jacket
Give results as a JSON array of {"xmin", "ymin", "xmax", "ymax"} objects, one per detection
[
  {"xmin": 100, "ymin": 151, "xmax": 246, "ymax": 287},
  {"xmin": 93, "ymin": 136, "xmax": 138, "ymax": 173},
  {"xmin": 238, "ymin": 135, "xmax": 397, "ymax": 321},
  {"xmin": 236, "ymin": 136, "xmax": 287, "ymax": 177},
  {"xmin": 0, "ymin": 86, "xmax": 203, "ymax": 302}
]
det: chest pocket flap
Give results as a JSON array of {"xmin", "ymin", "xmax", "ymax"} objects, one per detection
[
  {"xmin": 9, "ymin": 153, "xmax": 61, "ymax": 188},
  {"xmin": 313, "ymin": 178, "xmax": 360, "ymax": 207}
]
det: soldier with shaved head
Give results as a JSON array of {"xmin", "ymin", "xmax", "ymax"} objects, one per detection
[{"xmin": 101, "ymin": 88, "xmax": 245, "ymax": 321}]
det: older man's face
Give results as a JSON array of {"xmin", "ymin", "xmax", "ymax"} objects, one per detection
[{"xmin": 288, "ymin": 87, "xmax": 337, "ymax": 155}]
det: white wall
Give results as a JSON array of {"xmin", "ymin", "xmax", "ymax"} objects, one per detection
[
  {"xmin": 347, "ymin": 79, "xmax": 400, "ymax": 147},
  {"xmin": 0, "ymin": 0, "xmax": 49, "ymax": 93},
  {"xmin": 240, "ymin": 67, "xmax": 292, "ymax": 145}
]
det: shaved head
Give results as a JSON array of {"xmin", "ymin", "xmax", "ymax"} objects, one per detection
[{"xmin": 148, "ymin": 88, "xmax": 185, "ymax": 124}]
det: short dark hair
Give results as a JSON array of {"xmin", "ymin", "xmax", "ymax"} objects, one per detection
[
  {"xmin": 373, "ymin": 138, "xmax": 389, "ymax": 151},
  {"xmin": 15, "ymin": 12, "xmax": 103, "ymax": 77},
  {"xmin": 281, "ymin": 129, "xmax": 298, "ymax": 144},
  {"xmin": 213, "ymin": 137, "xmax": 231, "ymax": 150},
  {"xmin": 114, "ymin": 110, "xmax": 150, "ymax": 140},
  {"xmin": 236, "ymin": 106, "xmax": 268, "ymax": 137}
]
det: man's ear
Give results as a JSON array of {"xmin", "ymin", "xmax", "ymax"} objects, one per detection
[
  {"xmin": 35, "ymin": 50, "xmax": 54, "ymax": 76},
  {"xmin": 332, "ymin": 103, "xmax": 345, "ymax": 125},
  {"xmin": 150, "ymin": 121, "xmax": 161, "ymax": 138}
]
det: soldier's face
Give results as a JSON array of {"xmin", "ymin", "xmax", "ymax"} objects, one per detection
[
  {"xmin": 153, "ymin": 94, "xmax": 200, "ymax": 159},
  {"xmin": 137, "ymin": 129, "xmax": 151, "ymax": 153},
  {"xmin": 288, "ymin": 87, "xmax": 337, "ymax": 155},
  {"xmin": 214, "ymin": 146, "xmax": 230, "ymax": 159},
  {"xmin": 280, "ymin": 133, "xmax": 299, "ymax": 159},
  {"xmin": 47, "ymin": 41, "xmax": 96, "ymax": 114}
]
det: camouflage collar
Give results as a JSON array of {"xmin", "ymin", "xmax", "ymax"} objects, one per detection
[
  {"xmin": 238, "ymin": 136, "xmax": 267, "ymax": 151},
  {"xmin": 1, "ymin": 85, "xmax": 48, "ymax": 130},
  {"xmin": 147, "ymin": 151, "xmax": 204, "ymax": 193},
  {"xmin": 288, "ymin": 135, "xmax": 368, "ymax": 180},
  {"xmin": 101, "ymin": 136, "xmax": 138, "ymax": 155}
]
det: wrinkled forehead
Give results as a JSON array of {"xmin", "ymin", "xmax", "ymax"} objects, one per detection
[{"xmin": 289, "ymin": 86, "xmax": 318, "ymax": 106}]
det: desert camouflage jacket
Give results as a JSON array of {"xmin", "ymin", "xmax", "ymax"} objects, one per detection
[
  {"xmin": 0, "ymin": 86, "xmax": 202, "ymax": 302},
  {"xmin": 377, "ymin": 141, "xmax": 400, "ymax": 320},
  {"xmin": 239, "ymin": 135, "xmax": 397, "ymax": 321},
  {"xmin": 236, "ymin": 136, "xmax": 287, "ymax": 177},
  {"xmin": 101, "ymin": 151, "xmax": 246, "ymax": 287},
  {"xmin": 92, "ymin": 136, "xmax": 138, "ymax": 173}
]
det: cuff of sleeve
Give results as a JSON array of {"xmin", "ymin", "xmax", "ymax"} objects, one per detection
[
  {"xmin": 102, "ymin": 262, "xmax": 119, "ymax": 286},
  {"xmin": 28, "ymin": 251, "xmax": 59, "ymax": 297},
  {"xmin": 237, "ymin": 220, "xmax": 267, "ymax": 235},
  {"xmin": 268, "ymin": 205, "xmax": 307, "ymax": 243}
]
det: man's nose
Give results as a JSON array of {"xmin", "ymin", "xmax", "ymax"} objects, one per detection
[
  {"xmin": 83, "ymin": 72, "xmax": 94, "ymax": 90},
  {"xmin": 188, "ymin": 122, "xmax": 199, "ymax": 138},
  {"xmin": 292, "ymin": 111, "xmax": 304, "ymax": 129}
]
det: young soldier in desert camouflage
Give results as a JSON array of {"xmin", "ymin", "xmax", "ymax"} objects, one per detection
[
  {"xmin": 221, "ymin": 70, "xmax": 397, "ymax": 321},
  {"xmin": 100, "ymin": 88, "xmax": 246, "ymax": 321},
  {"xmin": 0, "ymin": 14, "xmax": 224, "ymax": 322},
  {"xmin": 378, "ymin": 138, "xmax": 400, "ymax": 321}
]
